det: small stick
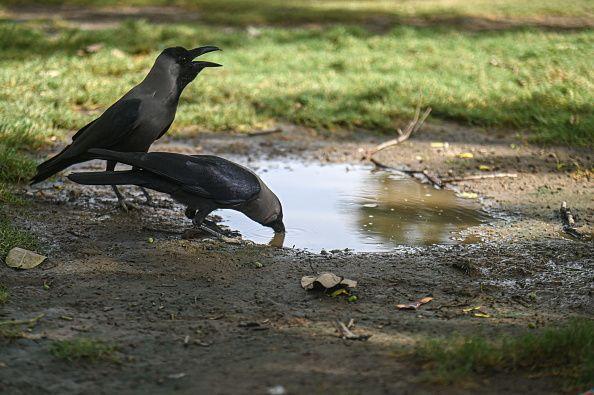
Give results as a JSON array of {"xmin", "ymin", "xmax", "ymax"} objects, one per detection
[
  {"xmin": 368, "ymin": 106, "xmax": 432, "ymax": 157},
  {"xmin": 0, "ymin": 313, "xmax": 45, "ymax": 327},
  {"xmin": 422, "ymin": 170, "xmax": 443, "ymax": 189},
  {"xmin": 441, "ymin": 173, "xmax": 518, "ymax": 182},
  {"xmin": 335, "ymin": 320, "xmax": 370, "ymax": 341},
  {"xmin": 559, "ymin": 201, "xmax": 585, "ymax": 239},
  {"xmin": 246, "ymin": 128, "xmax": 282, "ymax": 137}
]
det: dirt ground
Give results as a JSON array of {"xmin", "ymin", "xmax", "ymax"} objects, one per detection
[{"xmin": 1, "ymin": 123, "xmax": 593, "ymax": 394}]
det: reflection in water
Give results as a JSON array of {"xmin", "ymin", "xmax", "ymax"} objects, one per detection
[{"xmin": 218, "ymin": 161, "xmax": 490, "ymax": 252}]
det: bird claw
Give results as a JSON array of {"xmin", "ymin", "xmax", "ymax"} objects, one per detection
[{"xmin": 118, "ymin": 199, "xmax": 140, "ymax": 212}]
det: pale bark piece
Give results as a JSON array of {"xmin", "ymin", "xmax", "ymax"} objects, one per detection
[
  {"xmin": 5, "ymin": 248, "xmax": 46, "ymax": 269},
  {"xmin": 396, "ymin": 296, "xmax": 433, "ymax": 310},
  {"xmin": 300, "ymin": 272, "xmax": 357, "ymax": 290}
]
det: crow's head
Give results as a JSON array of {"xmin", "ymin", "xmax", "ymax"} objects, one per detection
[
  {"xmin": 157, "ymin": 46, "xmax": 221, "ymax": 88},
  {"xmin": 262, "ymin": 194, "xmax": 285, "ymax": 234}
]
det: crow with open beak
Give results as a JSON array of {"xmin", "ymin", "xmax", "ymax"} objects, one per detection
[
  {"xmin": 68, "ymin": 149, "xmax": 286, "ymax": 235},
  {"xmin": 31, "ymin": 46, "xmax": 221, "ymax": 211}
]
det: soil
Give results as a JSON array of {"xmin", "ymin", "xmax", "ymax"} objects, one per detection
[{"xmin": 1, "ymin": 123, "xmax": 593, "ymax": 394}]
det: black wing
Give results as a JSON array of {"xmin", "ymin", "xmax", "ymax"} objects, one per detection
[
  {"xmin": 87, "ymin": 149, "xmax": 261, "ymax": 204},
  {"xmin": 66, "ymin": 99, "xmax": 142, "ymax": 155}
]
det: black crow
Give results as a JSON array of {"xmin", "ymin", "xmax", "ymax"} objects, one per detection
[
  {"xmin": 68, "ymin": 149, "xmax": 286, "ymax": 235},
  {"xmin": 31, "ymin": 45, "xmax": 221, "ymax": 210}
]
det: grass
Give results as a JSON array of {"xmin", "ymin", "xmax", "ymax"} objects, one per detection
[
  {"xmin": 0, "ymin": 211, "xmax": 38, "ymax": 259},
  {"xmin": 0, "ymin": 1, "xmax": 592, "ymax": 185},
  {"xmin": 0, "ymin": 284, "xmax": 8, "ymax": 304},
  {"xmin": 49, "ymin": 338, "xmax": 118, "ymax": 362},
  {"xmin": 414, "ymin": 319, "xmax": 594, "ymax": 390},
  {"xmin": 2, "ymin": 0, "xmax": 593, "ymax": 25}
]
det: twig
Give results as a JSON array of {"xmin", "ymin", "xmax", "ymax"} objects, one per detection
[
  {"xmin": 335, "ymin": 320, "xmax": 370, "ymax": 341},
  {"xmin": 370, "ymin": 158, "xmax": 443, "ymax": 189},
  {"xmin": 246, "ymin": 128, "xmax": 282, "ymax": 137},
  {"xmin": 441, "ymin": 173, "xmax": 518, "ymax": 182},
  {"xmin": 0, "ymin": 313, "xmax": 45, "ymax": 327},
  {"xmin": 559, "ymin": 201, "xmax": 585, "ymax": 240},
  {"xmin": 199, "ymin": 225, "xmax": 244, "ymax": 244},
  {"xmin": 367, "ymin": 106, "xmax": 432, "ymax": 158},
  {"xmin": 422, "ymin": 170, "xmax": 443, "ymax": 189}
]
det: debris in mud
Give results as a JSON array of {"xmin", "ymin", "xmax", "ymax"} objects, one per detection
[
  {"xmin": 396, "ymin": 296, "xmax": 433, "ymax": 310},
  {"xmin": 457, "ymin": 192, "xmax": 478, "ymax": 199},
  {"xmin": 4, "ymin": 247, "xmax": 46, "ymax": 269},
  {"xmin": 462, "ymin": 306, "xmax": 491, "ymax": 318},
  {"xmin": 335, "ymin": 320, "xmax": 371, "ymax": 341},
  {"xmin": 452, "ymin": 259, "xmax": 479, "ymax": 275},
  {"xmin": 301, "ymin": 272, "xmax": 357, "ymax": 291},
  {"xmin": 267, "ymin": 385, "xmax": 287, "ymax": 395},
  {"xmin": 559, "ymin": 201, "xmax": 587, "ymax": 240}
]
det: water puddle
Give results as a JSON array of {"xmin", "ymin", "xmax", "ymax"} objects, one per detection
[{"xmin": 218, "ymin": 161, "xmax": 491, "ymax": 252}]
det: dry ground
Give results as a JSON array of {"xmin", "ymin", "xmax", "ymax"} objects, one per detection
[{"xmin": 1, "ymin": 124, "xmax": 592, "ymax": 394}]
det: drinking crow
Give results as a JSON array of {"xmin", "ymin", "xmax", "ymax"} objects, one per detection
[
  {"xmin": 31, "ymin": 45, "xmax": 221, "ymax": 210},
  {"xmin": 68, "ymin": 149, "xmax": 286, "ymax": 235}
]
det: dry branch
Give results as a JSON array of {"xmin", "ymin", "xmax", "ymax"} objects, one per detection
[
  {"xmin": 441, "ymin": 173, "xmax": 518, "ymax": 182},
  {"xmin": 368, "ymin": 106, "xmax": 432, "ymax": 158}
]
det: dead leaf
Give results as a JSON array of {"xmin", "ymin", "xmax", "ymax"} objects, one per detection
[
  {"xmin": 457, "ymin": 152, "xmax": 474, "ymax": 159},
  {"xmin": 478, "ymin": 165, "xmax": 491, "ymax": 171},
  {"xmin": 430, "ymin": 142, "xmax": 448, "ymax": 148},
  {"xmin": 473, "ymin": 313, "xmax": 491, "ymax": 318},
  {"xmin": 396, "ymin": 296, "xmax": 433, "ymax": 310},
  {"xmin": 330, "ymin": 289, "xmax": 349, "ymax": 297},
  {"xmin": 5, "ymin": 248, "xmax": 46, "ymax": 269},
  {"xmin": 300, "ymin": 272, "xmax": 357, "ymax": 290}
]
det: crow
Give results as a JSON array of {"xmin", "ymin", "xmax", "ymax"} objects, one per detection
[
  {"xmin": 31, "ymin": 45, "xmax": 221, "ymax": 210},
  {"xmin": 68, "ymin": 149, "xmax": 286, "ymax": 235}
]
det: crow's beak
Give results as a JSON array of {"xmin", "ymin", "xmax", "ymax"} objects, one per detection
[
  {"xmin": 192, "ymin": 61, "xmax": 222, "ymax": 69},
  {"xmin": 189, "ymin": 45, "xmax": 221, "ymax": 59},
  {"xmin": 267, "ymin": 218, "xmax": 285, "ymax": 234}
]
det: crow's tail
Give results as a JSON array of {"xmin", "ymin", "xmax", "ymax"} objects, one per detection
[
  {"xmin": 67, "ymin": 170, "xmax": 146, "ymax": 186},
  {"xmin": 30, "ymin": 147, "xmax": 81, "ymax": 185}
]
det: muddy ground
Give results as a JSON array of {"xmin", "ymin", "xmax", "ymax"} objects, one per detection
[{"xmin": 1, "ymin": 123, "xmax": 593, "ymax": 394}]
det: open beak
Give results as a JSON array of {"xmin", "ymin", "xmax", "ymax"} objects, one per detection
[
  {"xmin": 189, "ymin": 46, "xmax": 222, "ymax": 69},
  {"xmin": 189, "ymin": 45, "xmax": 221, "ymax": 59}
]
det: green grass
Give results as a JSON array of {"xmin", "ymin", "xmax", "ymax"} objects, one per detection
[
  {"xmin": 0, "ymin": 2, "xmax": 592, "ymax": 185},
  {"xmin": 2, "ymin": 0, "xmax": 593, "ymax": 25},
  {"xmin": 415, "ymin": 319, "xmax": 594, "ymax": 390},
  {"xmin": 0, "ymin": 211, "xmax": 38, "ymax": 259},
  {"xmin": 49, "ymin": 338, "xmax": 118, "ymax": 362},
  {"xmin": 0, "ymin": 285, "xmax": 8, "ymax": 304}
]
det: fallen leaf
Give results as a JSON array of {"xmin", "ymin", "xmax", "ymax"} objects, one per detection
[
  {"xmin": 396, "ymin": 296, "xmax": 433, "ymax": 310},
  {"xmin": 300, "ymin": 272, "xmax": 357, "ymax": 290},
  {"xmin": 457, "ymin": 152, "xmax": 474, "ymax": 159},
  {"xmin": 5, "ymin": 248, "xmax": 46, "ymax": 269},
  {"xmin": 348, "ymin": 295, "xmax": 358, "ymax": 303},
  {"xmin": 478, "ymin": 165, "xmax": 491, "ymax": 171},
  {"xmin": 473, "ymin": 313, "xmax": 491, "ymax": 318},
  {"xmin": 430, "ymin": 142, "xmax": 448, "ymax": 148},
  {"xmin": 462, "ymin": 306, "xmax": 482, "ymax": 313},
  {"xmin": 330, "ymin": 288, "xmax": 349, "ymax": 297},
  {"xmin": 458, "ymin": 192, "xmax": 478, "ymax": 199}
]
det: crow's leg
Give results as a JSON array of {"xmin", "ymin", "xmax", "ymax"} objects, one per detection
[
  {"xmin": 140, "ymin": 187, "xmax": 153, "ymax": 205},
  {"xmin": 189, "ymin": 208, "xmax": 228, "ymax": 239},
  {"xmin": 132, "ymin": 167, "xmax": 153, "ymax": 206},
  {"xmin": 106, "ymin": 160, "xmax": 136, "ymax": 212}
]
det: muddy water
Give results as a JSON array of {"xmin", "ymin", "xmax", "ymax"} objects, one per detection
[{"xmin": 219, "ymin": 161, "xmax": 490, "ymax": 252}]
